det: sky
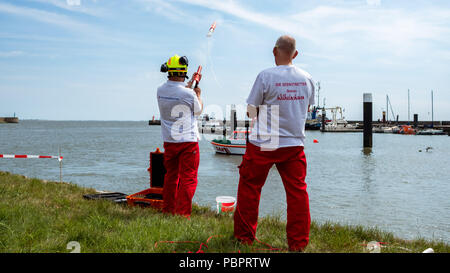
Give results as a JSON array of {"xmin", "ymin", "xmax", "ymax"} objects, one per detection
[{"xmin": 0, "ymin": 0, "xmax": 449, "ymax": 121}]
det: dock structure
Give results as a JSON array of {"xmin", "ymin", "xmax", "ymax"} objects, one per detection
[
  {"xmin": 0, "ymin": 117, "xmax": 19, "ymax": 124},
  {"xmin": 148, "ymin": 119, "xmax": 161, "ymax": 125},
  {"xmin": 198, "ymin": 119, "xmax": 450, "ymax": 135},
  {"xmin": 348, "ymin": 120, "xmax": 450, "ymax": 135},
  {"xmin": 195, "ymin": 105, "xmax": 450, "ymax": 135}
]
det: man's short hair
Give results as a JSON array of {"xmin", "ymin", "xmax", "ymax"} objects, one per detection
[{"xmin": 275, "ymin": 35, "xmax": 296, "ymax": 56}]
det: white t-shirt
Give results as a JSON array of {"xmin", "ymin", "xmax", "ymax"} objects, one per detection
[
  {"xmin": 157, "ymin": 80, "xmax": 202, "ymax": 143},
  {"xmin": 246, "ymin": 65, "xmax": 315, "ymax": 149}
]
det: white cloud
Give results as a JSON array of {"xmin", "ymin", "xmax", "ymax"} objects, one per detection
[
  {"xmin": 168, "ymin": 1, "xmax": 449, "ymax": 55},
  {"xmin": 366, "ymin": 0, "xmax": 381, "ymax": 6},
  {"xmin": 0, "ymin": 2, "xmax": 92, "ymax": 31},
  {"xmin": 30, "ymin": 0, "xmax": 103, "ymax": 17},
  {"xmin": 66, "ymin": 0, "xmax": 81, "ymax": 6},
  {"xmin": 138, "ymin": 0, "xmax": 192, "ymax": 23},
  {"xmin": 0, "ymin": 51, "xmax": 24, "ymax": 57},
  {"xmin": 438, "ymin": 50, "xmax": 450, "ymax": 61},
  {"xmin": 174, "ymin": 0, "xmax": 315, "ymax": 41},
  {"xmin": 0, "ymin": 2, "xmax": 162, "ymax": 52}
]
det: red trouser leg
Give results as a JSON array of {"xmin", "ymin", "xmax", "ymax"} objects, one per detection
[
  {"xmin": 162, "ymin": 142, "xmax": 199, "ymax": 216},
  {"xmin": 275, "ymin": 148, "xmax": 310, "ymax": 251},
  {"xmin": 234, "ymin": 143, "xmax": 273, "ymax": 244},
  {"xmin": 175, "ymin": 142, "xmax": 199, "ymax": 216},
  {"xmin": 234, "ymin": 143, "xmax": 310, "ymax": 250},
  {"xmin": 163, "ymin": 142, "xmax": 180, "ymax": 215}
]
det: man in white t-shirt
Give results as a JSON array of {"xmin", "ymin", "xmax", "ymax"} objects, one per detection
[
  {"xmin": 157, "ymin": 54, "xmax": 203, "ymax": 217},
  {"xmin": 234, "ymin": 35, "xmax": 315, "ymax": 251}
]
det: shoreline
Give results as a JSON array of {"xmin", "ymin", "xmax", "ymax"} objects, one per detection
[{"xmin": 0, "ymin": 171, "xmax": 448, "ymax": 253}]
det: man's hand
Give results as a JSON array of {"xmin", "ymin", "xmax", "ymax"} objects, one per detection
[
  {"xmin": 186, "ymin": 72, "xmax": 202, "ymax": 89},
  {"xmin": 192, "ymin": 72, "xmax": 202, "ymax": 83}
]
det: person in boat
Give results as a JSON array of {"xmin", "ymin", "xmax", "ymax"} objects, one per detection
[
  {"xmin": 234, "ymin": 35, "xmax": 315, "ymax": 251},
  {"xmin": 157, "ymin": 54, "xmax": 203, "ymax": 217}
]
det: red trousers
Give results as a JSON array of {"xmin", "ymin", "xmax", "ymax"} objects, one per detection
[
  {"xmin": 163, "ymin": 142, "xmax": 199, "ymax": 216},
  {"xmin": 234, "ymin": 142, "xmax": 311, "ymax": 251}
]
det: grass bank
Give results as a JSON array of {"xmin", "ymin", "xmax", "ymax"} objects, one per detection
[{"xmin": 0, "ymin": 171, "xmax": 448, "ymax": 253}]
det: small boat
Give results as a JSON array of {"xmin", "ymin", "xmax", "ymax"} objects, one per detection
[
  {"xmin": 383, "ymin": 126, "xmax": 399, "ymax": 134},
  {"xmin": 416, "ymin": 91, "xmax": 445, "ymax": 136},
  {"xmin": 323, "ymin": 106, "xmax": 362, "ymax": 132},
  {"xmin": 416, "ymin": 128, "xmax": 445, "ymax": 135},
  {"xmin": 397, "ymin": 125, "xmax": 416, "ymax": 135},
  {"xmin": 305, "ymin": 119, "xmax": 321, "ymax": 130},
  {"xmin": 148, "ymin": 116, "xmax": 161, "ymax": 125},
  {"xmin": 373, "ymin": 126, "xmax": 397, "ymax": 133},
  {"xmin": 324, "ymin": 119, "xmax": 360, "ymax": 132},
  {"xmin": 0, "ymin": 115, "xmax": 19, "ymax": 124},
  {"xmin": 305, "ymin": 107, "xmax": 321, "ymax": 130},
  {"xmin": 211, "ymin": 131, "xmax": 247, "ymax": 155},
  {"xmin": 372, "ymin": 126, "xmax": 384, "ymax": 133}
]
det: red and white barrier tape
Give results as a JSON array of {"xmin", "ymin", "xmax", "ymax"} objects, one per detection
[{"xmin": 0, "ymin": 154, "xmax": 63, "ymax": 161}]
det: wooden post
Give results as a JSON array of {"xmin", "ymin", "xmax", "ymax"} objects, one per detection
[
  {"xmin": 233, "ymin": 111, "xmax": 237, "ymax": 132},
  {"xmin": 321, "ymin": 109, "xmax": 326, "ymax": 132},
  {"xmin": 413, "ymin": 114, "xmax": 418, "ymax": 128},
  {"xmin": 431, "ymin": 90, "xmax": 434, "ymax": 128},
  {"xmin": 408, "ymin": 89, "xmax": 410, "ymax": 123},
  {"xmin": 245, "ymin": 120, "xmax": 249, "ymax": 143},
  {"xmin": 59, "ymin": 147, "xmax": 62, "ymax": 183},
  {"xmin": 363, "ymin": 93, "xmax": 373, "ymax": 148},
  {"xmin": 230, "ymin": 104, "xmax": 237, "ymax": 133},
  {"xmin": 223, "ymin": 118, "xmax": 226, "ymax": 138},
  {"xmin": 386, "ymin": 95, "xmax": 388, "ymax": 122}
]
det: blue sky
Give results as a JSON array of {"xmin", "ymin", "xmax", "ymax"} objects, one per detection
[{"xmin": 0, "ymin": 0, "xmax": 449, "ymax": 121}]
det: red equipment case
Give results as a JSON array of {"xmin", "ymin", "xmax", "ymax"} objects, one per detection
[{"xmin": 126, "ymin": 148, "xmax": 166, "ymax": 209}]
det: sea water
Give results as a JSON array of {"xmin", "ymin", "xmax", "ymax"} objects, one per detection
[{"xmin": 0, "ymin": 120, "xmax": 449, "ymax": 243}]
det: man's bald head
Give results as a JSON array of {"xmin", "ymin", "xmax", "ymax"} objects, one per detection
[
  {"xmin": 273, "ymin": 35, "xmax": 298, "ymax": 65},
  {"xmin": 275, "ymin": 35, "xmax": 296, "ymax": 57}
]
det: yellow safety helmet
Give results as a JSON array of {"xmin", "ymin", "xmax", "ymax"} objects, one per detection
[{"xmin": 160, "ymin": 55, "xmax": 189, "ymax": 77}]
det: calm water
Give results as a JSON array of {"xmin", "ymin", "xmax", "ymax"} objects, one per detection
[{"xmin": 1, "ymin": 120, "xmax": 449, "ymax": 243}]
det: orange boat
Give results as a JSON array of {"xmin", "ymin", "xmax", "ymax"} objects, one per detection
[{"xmin": 398, "ymin": 125, "xmax": 416, "ymax": 135}]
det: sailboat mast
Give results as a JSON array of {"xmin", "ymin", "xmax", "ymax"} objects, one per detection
[
  {"xmin": 408, "ymin": 89, "xmax": 410, "ymax": 122},
  {"xmin": 317, "ymin": 81, "xmax": 321, "ymax": 108},
  {"xmin": 386, "ymin": 94, "xmax": 389, "ymax": 121},
  {"xmin": 431, "ymin": 90, "xmax": 434, "ymax": 128},
  {"xmin": 386, "ymin": 95, "xmax": 396, "ymax": 123}
]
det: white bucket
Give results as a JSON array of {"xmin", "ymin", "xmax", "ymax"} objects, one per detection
[
  {"xmin": 216, "ymin": 196, "xmax": 236, "ymax": 214},
  {"xmin": 422, "ymin": 248, "xmax": 434, "ymax": 253}
]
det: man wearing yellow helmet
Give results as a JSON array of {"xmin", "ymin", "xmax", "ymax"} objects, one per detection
[{"xmin": 157, "ymin": 54, "xmax": 203, "ymax": 217}]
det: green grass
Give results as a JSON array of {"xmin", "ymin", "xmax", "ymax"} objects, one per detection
[{"xmin": 0, "ymin": 171, "xmax": 448, "ymax": 253}]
